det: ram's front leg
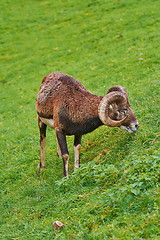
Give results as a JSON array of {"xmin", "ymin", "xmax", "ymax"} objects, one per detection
[
  {"xmin": 74, "ymin": 135, "xmax": 82, "ymax": 170},
  {"xmin": 56, "ymin": 130, "xmax": 69, "ymax": 178},
  {"xmin": 56, "ymin": 137, "xmax": 62, "ymax": 158}
]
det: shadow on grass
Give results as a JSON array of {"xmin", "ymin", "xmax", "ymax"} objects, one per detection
[{"xmin": 81, "ymin": 126, "xmax": 137, "ymax": 166}]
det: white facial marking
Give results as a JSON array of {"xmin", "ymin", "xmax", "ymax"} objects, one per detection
[
  {"xmin": 130, "ymin": 122, "xmax": 139, "ymax": 132},
  {"xmin": 40, "ymin": 117, "xmax": 54, "ymax": 129},
  {"xmin": 119, "ymin": 121, "xmax": 139, "ymax": 133}
]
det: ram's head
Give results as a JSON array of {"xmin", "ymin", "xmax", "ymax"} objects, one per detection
[{"xmin": 98, "ymin": 85, "xmax": 139, "ymax": 133}]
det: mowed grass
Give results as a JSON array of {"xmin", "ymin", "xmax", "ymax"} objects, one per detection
[{"xmin": 0, "ymin": 0, "xmax": 160, "ymax": 239}]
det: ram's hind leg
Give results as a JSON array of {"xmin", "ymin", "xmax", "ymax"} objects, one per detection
[
  {"xmin": 74, "ymin": 135, "xmax": 82, "ymax": 170},
  {"xmin": 56, "ymin": 137, "xmax": 62, "ymax": 158},
  {"xmin": 38, "ymin": 116, "xmax": 47, "ymax": 171},
  {"xmin": 56, "ymin": 130, "xmax": 69, "ymax": 178}
]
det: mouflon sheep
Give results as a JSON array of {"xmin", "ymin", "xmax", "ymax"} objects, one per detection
[{"xmin": 36, "ymin": 72, "xmax": 139, "ymax": 178}]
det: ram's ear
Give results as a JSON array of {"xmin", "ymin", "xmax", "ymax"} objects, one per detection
[
  {"xmin": 109, "ymin": 104, "xmax": 113, "ymax": 110},
  {"xmin": 109, "ymin": 102, "xmax": 119, "ymax": 111},
  {"xmin": 98, "ymin": 92, "xmax": 128, "ymax": 127}
]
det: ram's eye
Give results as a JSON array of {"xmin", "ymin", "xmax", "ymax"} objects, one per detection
[{"xmin": 119, "ymin": 110, "xmax": 124, "ymax": 114}]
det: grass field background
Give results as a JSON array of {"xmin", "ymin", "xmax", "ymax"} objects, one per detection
[{"xmin": 0, "ymin": 0, "xmax": 160, "ymax": 239}]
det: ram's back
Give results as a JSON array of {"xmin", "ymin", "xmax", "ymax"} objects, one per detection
[{"xmin": 36, "ymin": 72, "xmax": 90, "ymax": 118}]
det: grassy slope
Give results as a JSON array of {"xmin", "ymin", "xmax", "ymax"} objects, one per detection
[{"xmin": 0, "ymin": 0, "xmax": 159, "ymax": 239}]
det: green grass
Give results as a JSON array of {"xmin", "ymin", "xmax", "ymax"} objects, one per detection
[{"xmin": 0, "ymin": 0, "xmax": 160, "ymax": 239}]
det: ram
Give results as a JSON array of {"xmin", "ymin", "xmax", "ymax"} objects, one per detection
[{"xmin": 36, "ymin": 72, "xmax": 139, "ymax": 178}]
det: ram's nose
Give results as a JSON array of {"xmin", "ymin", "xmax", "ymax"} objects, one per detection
[
  {"xmin": 135, "ymin": 122, "xmax": 139, "ymax": 130},
  {"xmin": 132, "ymin": 122, "xmax": 139, "ymax": 132}
]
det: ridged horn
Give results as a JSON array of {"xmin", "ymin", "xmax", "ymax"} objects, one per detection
[
  {"xmin": 98, "ymin": 92, "xmax": 128, "ymax": 127},
  {"xmin": 107, "ymin": 85, "xmax": 128, "ymax": 99}
]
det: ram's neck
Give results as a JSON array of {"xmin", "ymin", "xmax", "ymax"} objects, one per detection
[
  {"xmin": 61, "ymin": 94, "xmax": 104, "ymax": 135},
  {"xmin": 88, "ymin": 94, "xmax": 103, "ymax": 117}
]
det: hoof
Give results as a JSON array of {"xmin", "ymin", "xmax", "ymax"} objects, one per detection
[{"xmin": 37, "ymin": 163, "xmax": 45, "ymax": 176}]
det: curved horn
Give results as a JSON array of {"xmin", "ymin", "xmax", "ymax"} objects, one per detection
[
  {"xmin": 107, "ymin": 85, "xmax": 128, "ymax": 99},
  {"xmin": 98, "ymin": 92, "xmax": 128, "ymax": 127}
]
